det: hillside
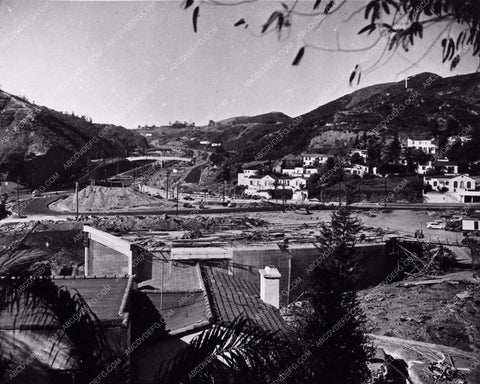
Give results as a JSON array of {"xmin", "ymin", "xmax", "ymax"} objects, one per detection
[
  {"xmin": 171, "ymin": 72, "xmax": 480, "ymax": 165},
  {"xmin": 0, "ymin": 90, "xmax": 147, "ymax": 187}
]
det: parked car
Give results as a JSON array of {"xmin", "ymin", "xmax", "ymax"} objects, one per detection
[{"xmin": 426, "ymin": 220, "xmax": 446, "ymax": 230}]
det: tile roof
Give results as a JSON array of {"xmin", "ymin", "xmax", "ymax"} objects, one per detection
[
  {"xmin": 201, "ymin": 265, "xmax": 286, "ymax": 334},
  {"xmin": 0, "ymin": 276, "xmax": 132, "ymax": 329}
]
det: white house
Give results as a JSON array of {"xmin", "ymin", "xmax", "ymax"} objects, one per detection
[
  {"xmin": 242, "ymin": 175, "xmax": 276, "ymax": 191},
  {"xmin": 406, "ymin": 138, "xmax": 438, "ymax": 154},
  {"xmin": 416, "ymin": 159, "xmax": 459, "ymax": 175},
  {"xmin": 282, "ymin": 167, "xmax": 318, "ymax": 178},
  {"xmin": 281, "ymin": 167, "xmax": 305, "ymax": 177},
  {"xmin": 447, "ymin": 135, "xmax": 472, "ymax": 144},
  {"xmin": 343, "ymin": 164, "xmax": 368, "ymax": 177},
  {"xmin": 424, "ymin": 174, "xmax": 475, "ymax": 193},
  {"xmin": 237, "ymin": 167, "xmax": 261, "ymax": 186},
  {"xmin": 350, "ymin": 149, "xmax": 368, "ymax": 162},
  {"xmin": 303, "ymin": 168, "xmax": 319, "ymax": 176},
  {"xmin": 302, "ymin": 153, "xmax": 332, "ymax": 167},
  {"xmin": 462, "ymin": 217, "xmax": 480, "ymax": 231}
]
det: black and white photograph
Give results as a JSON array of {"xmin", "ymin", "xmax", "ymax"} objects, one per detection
[{"xmin": 0, "ymin": 0, "xmax": 479, "ymax": 383}]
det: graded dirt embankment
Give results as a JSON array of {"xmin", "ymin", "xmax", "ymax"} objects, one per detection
[{"xmin": 50, "ymin": 186, "xmax": 162, "ymax": 212}]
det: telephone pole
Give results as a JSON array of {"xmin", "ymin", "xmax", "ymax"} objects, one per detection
[
  {"xmin": 75, "ymin": 181, "xmax": 79, "ymax": 219},
  {"xmin": 166, "ymin": 170, "xmax": 170, "ymax": 199},
  {"xmin": 16, "ymin": 177, "xmax": 20, "ymax": 216},
  {"xmin": 176, "ymin": 183, "xmax": 179, "ymax": 216},
  {"xmin": 384, "ymin": 177, "xmax": 387, "ymax": 209}
]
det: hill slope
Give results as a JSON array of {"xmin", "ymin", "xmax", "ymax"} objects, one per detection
[
  {"xmin": 0, "ymin": 90, "xmax": 147, "ymax": 187},
  {"xmin": 179, "ymin": 72, "xmax": 480, "ymax": 165}
]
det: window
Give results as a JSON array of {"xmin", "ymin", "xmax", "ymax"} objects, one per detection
[
  {"xmin": 454, "ymin": 181, "xmax": 458, "ymax": 188},
  {"xmin": 467, "ymin": 181, "xmax": 472, "ymax": 189},
  {"xmin": 460, "ymin": 181, "xmax": 464, "ymax": 188},
  {"xmin": 475, "ymin": 221, "xmax": 479, "ymax": 230},
  {"xmin": 433, "ymin": 181, "xmax": 437, "ymax": 186}
]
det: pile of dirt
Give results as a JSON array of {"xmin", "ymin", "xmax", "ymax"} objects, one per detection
[{"xmin": 51, "ymin": 186, "xmax": 162, "ymax": 212}]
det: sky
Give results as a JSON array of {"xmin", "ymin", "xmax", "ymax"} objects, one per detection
[{"xmin": 0, "ymin": 0, "xmax": 477, "ymax": 128}]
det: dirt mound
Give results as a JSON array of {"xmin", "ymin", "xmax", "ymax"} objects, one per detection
[{"xmin": 51, "ymin": 186, "xmax": 162, "ymax": 212}]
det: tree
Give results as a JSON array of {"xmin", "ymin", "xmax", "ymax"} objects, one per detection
[
  {"xmin": 298, "ymin": 208, "xmax": 372, "ymax": 384},
  {"xmin": 156, "ymin": 317, "xmax": 298, "ymax": 384},
  {"xmin": 306, "ymin": 173, "xmax": 322, "ymax": 197},
  {"xmin": 350, "ymin": 153, "xmax": 364, "ymax": 165},
  {"xmin": 183, "ymin": 0, "xmax": 480, "ymax": 82}
]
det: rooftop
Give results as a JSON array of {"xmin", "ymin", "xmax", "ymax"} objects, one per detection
[
  {"xmin": 201, "ymin": 265, "xmax": 286, "ymax": 334},
  {"xmin": 0, "ymin": 275, "xmax": 132, "ymax": 329}
]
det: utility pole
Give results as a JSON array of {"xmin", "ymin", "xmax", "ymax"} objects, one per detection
[
  {"xmin": 282, "ymin": 179, "xmax": 285, "ymax": 211},
  {"xmin": 384, "ymin": 177, "xmax": 387, "ymax": 209},
  {"xmin": 166, "ymin": 170, "xmax": 169, "ymax": 199},
  {"xmin": 75, "ymin": 181, "xmax": 79, "ymax": 219},
  {"xmin": 176, "ymin": 184, "xmax": 179, "ymax": 216},
  {"xmin": 222, "ymin": 181, "xmax": 225, "ymax": 203},
  {"xmin": 16, "ymin": 177, "xmax": 20, "ymax": 216}
]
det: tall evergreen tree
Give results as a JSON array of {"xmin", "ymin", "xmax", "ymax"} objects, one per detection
[{"xmin": 300, "ymin": 208, "xmax": 372, "ymax": 384}]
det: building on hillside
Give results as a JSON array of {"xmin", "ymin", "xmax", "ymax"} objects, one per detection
[
  {"xmin": 241, "ymin": 175, "xmax": 277, "ymax": 191},
  {"xmin": 343, "ymin": 163, "xmax": 368, "ymax": 177},
  {"xmin": 302, "ymin": 153, "xmax": 332, "ymax": 167},
  {"xmin": 424, "ymin": 174, "xmax": 476, "ymax": 193},
  {"xmin": 415, "ymin": 159, "xmax": 458, "ymax": 175},
  {"xmin": 462, "ymin": 217, "xmax": 480, "ymax": 231},
  {"xmin": 237, "ymin": 167, "xmax": 261, "ymax": 186},
  {"xmin": 433, "ymin": 159, "xmax": 459, "ymax": 175},
  {"xmin": 281, "ymin": 167, "xmax": 304, "ymax": 177},
  {"xmin": 281, "ymin": 167, "xmax": 318, "ymax": 178},
  {"xmin": 211, "ymin": 143, "xmax": 222, "ymax": 147},
  {"xmin": 447, "ymin": 135, "xmax": 472, "ymax": 144},
  {"xmin": 350, "ymin": 149, "xmax": 368, "ymax": 162},
  {"xmin": 423, "ymin": 174, "xmax": 480, "ymax": 203},
  {"xmin": 406, "ymin": 137, "xmax": 438, "ymax": 154}
]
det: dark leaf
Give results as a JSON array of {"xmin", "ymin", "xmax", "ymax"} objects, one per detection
[
  {"xmin": 262, "ymin": 11, "xmax": 281, "ymax": 34},
  {"xmin": 382, "ymin": 1, "xmax": 390, "ymax": 14},
  {"xmin": 349, "ymin": 69, "xmax": 356, "ymax": 86},
  {"xmin": 365, "ymin": 1, "xmax": 376, "ymax": 20},
  {"xmin": 450, "ymin": 54, "xmax": 460, "ymax": 70},
  {"xmin": 456, "ymin": 31, "xmax": 464, "ymax": 47},
  {"xmin": 313, "ymin": 0, "xmax": 322, "ymax": 10},
  {"xmin": 292, "ymin": 47, "xmax": 305, "ymax": 66},
  {"xmin": 184, "ymin": 0, "xmax": 194, "ymax": 9},
  {"xmin": 281, "ymin": 2, "xmax": 288, "ymax": 9},
  {"xmin": 192, "ymin": 6, "xmax": 199, "ymax": 33},
  {"xmin": 357, "ymin": 71, "xmax": 362, "ymax": 85},
  {"xmin": 324, "ymin": 0, "xmax": 334, "ymax": 14},
  {"xmin": 234, "ymin": 18, "xmax": 246, "ymax": 27},
  {"xmin": 358, "ymin": 24, "xmax": 376, "ymax": 35}
]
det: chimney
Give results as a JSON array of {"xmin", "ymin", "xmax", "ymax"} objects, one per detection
[{"xmin": 259, "ymin": 265, "xmax": 281, "ymax": 308}]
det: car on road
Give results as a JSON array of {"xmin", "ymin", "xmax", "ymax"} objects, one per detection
[{"xmin": 426, "ymin": 220, "xmax": 446, "ymax": 230}]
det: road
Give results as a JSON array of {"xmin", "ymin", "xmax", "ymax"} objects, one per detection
[{"xmin": 19, "ymin": 195, "xmax": 480, "ymax": 217}]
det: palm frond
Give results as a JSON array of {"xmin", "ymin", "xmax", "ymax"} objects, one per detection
[{"xmin": 155, "ymin": 317, "xmax": 291, "ymax": 384}]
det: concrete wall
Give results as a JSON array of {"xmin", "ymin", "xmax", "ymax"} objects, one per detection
[
  {"xmin": 89, "ymin": 239, "xmax": 129, "ymax": 276},
  {"xmin": 231, "ymin": 246, "xmax": 291, "ymax": 306},
  {"xmin": 231, "ymin": 242, "xmax": 391, "ymax": 306}
]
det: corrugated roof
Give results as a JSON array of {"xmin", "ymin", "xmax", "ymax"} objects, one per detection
[{"xmin": 201, "ymin": 265, "xmax": 286, "ymax": 334}]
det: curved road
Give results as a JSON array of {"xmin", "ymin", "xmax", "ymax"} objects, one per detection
[{"xmin": 21, "ymin": 195, "xmax": 480, "ymax": 217}]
